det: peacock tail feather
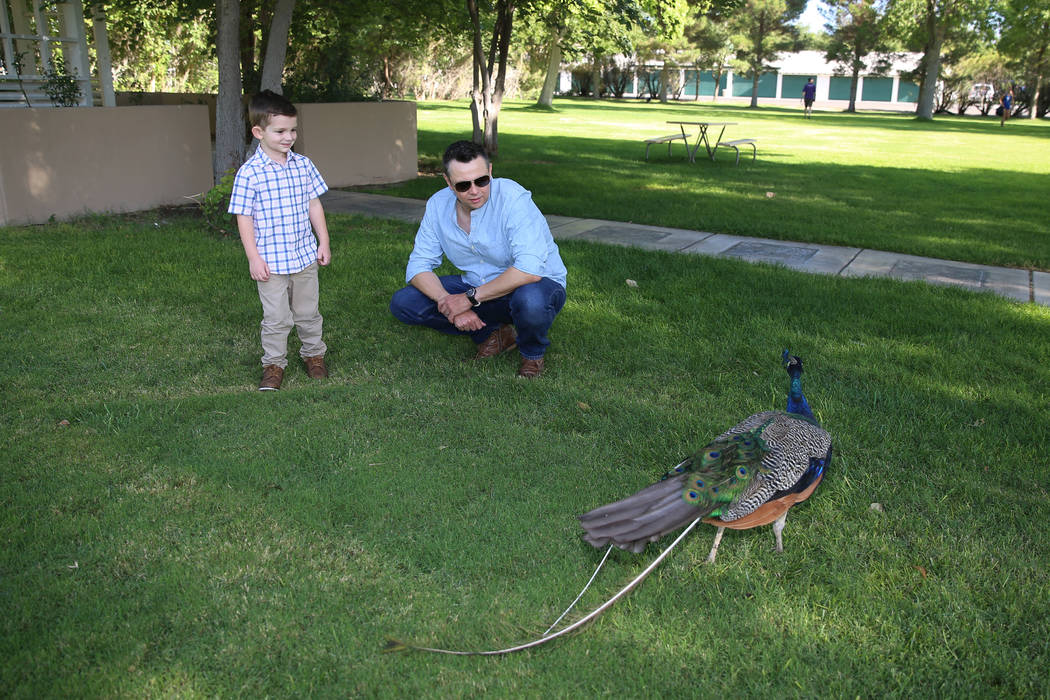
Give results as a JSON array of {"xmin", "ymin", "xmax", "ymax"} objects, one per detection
[{"xmin": 662, "ymin": 420, "xmax": 774, "ymax": 517}]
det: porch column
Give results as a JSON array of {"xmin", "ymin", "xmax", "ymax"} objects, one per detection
[
  {"xmin": 59, "ymin": 0, "xmax": 92, "ymax": 106},
  {"xmin": 90, "ymin": 3, "xmax": 115, "ymax": 106}
]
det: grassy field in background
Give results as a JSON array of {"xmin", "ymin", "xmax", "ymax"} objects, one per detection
[
  {"xmin": 368, "ymin": 99, "xmax": 1050, "ymax": 270},
  {"xmin": 2, "ymin": 210, "xmax": 1049, "ymax": 696}
]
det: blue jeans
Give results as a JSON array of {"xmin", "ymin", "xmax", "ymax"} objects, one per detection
[{"xmin": 390, "ymin": 275, "xmax": 566, "ymax": 359}]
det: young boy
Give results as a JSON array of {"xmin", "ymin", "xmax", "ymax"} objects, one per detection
[{"xmin": 228, "ymin": 90, "xmax": 332, "ymax": 391}]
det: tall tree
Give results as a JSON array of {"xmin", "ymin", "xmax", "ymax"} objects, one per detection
[
  {"xmin": 685, "ymin": 13, "xmax": 735, "ymax": 100},
  {"xmin": 214, "ymin": 0, "xmax": 243, "ymax": 182},
  {"xmin": 258, "ymin": 0, "xmax": 295, "ymax": 93},
  {"xmin": 886, "ymin": 0, "xmax": 996, "ymax": 119},
  {"xmin": 526, "ymin": 0, "xmax": 643, "ymax": 107},
  {"xmin": 729, "ymin": 0, "xmax": 804, "ymax": 107},
  {"xmin": 999, "ymin": 0, "xmax": 1050, "ymax": 118},
  {"xmin": 642, "ymin": 0, "xmax": 692, "ymax": 101},
  {"xmin": 466, "ymin": 0, "xmax": 520, "ymax": 155},
  {"xmin": 823, "ymin": 0, "xmax": 890, "ymax": 112},
  {"xmin": 635, "ymin": 0, "xmax": 693, "ymax": 103},
  {"xmin": 213, "ymin": 0, "xmax": 302, "ymax": 181}
]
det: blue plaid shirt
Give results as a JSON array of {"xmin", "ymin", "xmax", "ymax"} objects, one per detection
[
  {"xmin": 406, "ymin": 178, "xmax": 567, "ymax": 289},
  {"xmin": 228, "ymin": 147, "xmax": 328, "ymax": 275}
]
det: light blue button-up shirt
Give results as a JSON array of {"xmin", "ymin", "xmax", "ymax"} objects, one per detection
[{"xmin": 405, "ymin": 178, "xmax": 567, "ymax": 289}]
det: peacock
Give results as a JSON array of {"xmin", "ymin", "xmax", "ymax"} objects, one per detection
[
  {"xmin": 579, "ymin": 350, "xmax": 832, "ymax": 563},
  {"xmin": 385, "ymin": 351, "xmax": 832, "ymax": 656}
]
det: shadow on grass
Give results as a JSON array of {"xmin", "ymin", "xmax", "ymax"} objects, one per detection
[
  {"xmin": 385, "ymin": 132, "xmax": 1050, "ymax": 270},
  {"xmin": 498, "ymin": 97, "xmax": 1050, "ymax": 137},
  {"xmin": 4, "ymin": 219, "xmax": 1050, "ymax": 695}
]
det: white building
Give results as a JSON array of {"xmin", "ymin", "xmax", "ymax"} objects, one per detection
[{"xmin": 561, "ymin": 50, "xmax": 924, "ymax": 113}]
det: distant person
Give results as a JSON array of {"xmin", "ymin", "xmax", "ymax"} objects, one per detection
[
  {"xmin": 802, "ymin": 78, "xmax": 817, "ymax": 118},
  {"xmin": 1000, "ymin": 88, "xmax": 1014, "ymax": 126},
  {"xmin": 390, "ymin": 140, "xmax": 567, "ymax": 379},
  {"xmin": 228, "ymin": 89, "xmax": 332, "ymax": 391}
]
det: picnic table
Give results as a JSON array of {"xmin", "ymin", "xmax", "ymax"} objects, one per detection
[{"xmin": 666, "ymin": 121, "xmax": 736, "ymax": 163}]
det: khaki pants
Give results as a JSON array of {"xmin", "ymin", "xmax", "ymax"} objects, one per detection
[{"xmin": 256, "ymin": 263, "xmax": 326, "ymax": 368}]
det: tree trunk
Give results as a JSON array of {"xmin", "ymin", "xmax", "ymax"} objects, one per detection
[
  {"xmin": 916, "ymin": 0, "xmax": 943, "ymax": 120},
  {"xmin": 467, "ymin": 0, "xmax": 488, "ymax": 145},
  {"xmin": 467, "ymin": 0, "xmax": 513, "ymax": 156},
  {"xmin": 749, "ymin": 72, "xmax": 760, "ymax": 108},
  {"xmin": 712, "ymin": 67, "xmax": 722, "ymax": 101},
  {"xmin": 215, "ymin": 0, "xmax": 244, "ymax": 183},
  {"xmin": 536, "ymin": 27, "xmax": 563, "ymax": 107},
  {"xmin": 1031, "ymin": 73, "xmax": 1043, "ymax": 119},
  {"xmin": 591, "ymin": 59, "xmax": 601, "ymax": 99},
  {"xmin": 1030, "ymin": 43, "xmax": 1046, "ymax": 120},
  {"xmin": 239, "ymin": 0, "xmax": 258, "ymax": 94},
  {"xmin": 258, "ymin": 0, "xmax": 295, "ymax": 94},
  {"xmin": 847, "ymin": 45, "xmax": 863, "ymax": 113},
  {"xmin": 659, "ymin": 63, "xmax": 669, "ymax": 103}
]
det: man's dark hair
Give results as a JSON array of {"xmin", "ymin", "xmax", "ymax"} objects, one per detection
[
  {"xmin": 442, "ymin": 140, "xmax": 490, "ymax": 175},
  {"xmin": 248, "ymin": 89, "xmax": 297, "ymax": 128}
]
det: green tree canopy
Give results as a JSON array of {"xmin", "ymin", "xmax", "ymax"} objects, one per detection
[
  {"xmin": 998, "ymin": 0, "xmax": 1050, "ymax": 117},
  {"xmin": 729, "ymin": 0, "xmax": 805, "ymax": 107}
]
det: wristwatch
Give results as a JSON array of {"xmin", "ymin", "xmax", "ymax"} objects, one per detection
[{"xmin": 465, "ymin": 287, "xmax": 482, "ymax": 307}]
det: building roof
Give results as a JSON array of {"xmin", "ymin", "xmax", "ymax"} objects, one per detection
[{"xmin": 772, "ymin": 50, "xmax": 921, "ymax": 76}]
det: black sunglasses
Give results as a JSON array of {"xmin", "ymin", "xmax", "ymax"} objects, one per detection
[{"xmin": 452, "ymin": 175, "xmax": 491, "ymax": 192}]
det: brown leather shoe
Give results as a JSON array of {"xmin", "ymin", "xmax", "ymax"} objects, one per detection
[
  {"xmin": 259, "ymin": 365, "xmax": 284, "ymax": 391},
  {"xmin": 304, "ymin": 355, "xmax": 328, "ymax": 379},
  {"xmin": 517, "ymin": 356, "xmax": 545, "ymax": 378},
  {"xmin": 474, "ymin": 324, "xmax": 517, "ymax": 359}
]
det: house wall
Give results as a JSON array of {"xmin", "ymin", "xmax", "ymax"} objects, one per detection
[{"xmin": 0, "ymin": 100, "xmax": 418, "ymax": 226}]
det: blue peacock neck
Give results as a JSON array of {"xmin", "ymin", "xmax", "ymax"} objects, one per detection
[{"xmin": 786, "ymin": 373, "xmax": 818, "ymax": 424}]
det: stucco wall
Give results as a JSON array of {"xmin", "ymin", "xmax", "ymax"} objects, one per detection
[
  {"xmin": 0, "ymin": 105, "xmax": 213, "ymax": 226},
  {"xmin": 0, "ymin": 101, "xmax": 419, "ymax": 226},
  {"xmin": 294, "ymin": 101, "xmax": 417, "ymax": 188}
]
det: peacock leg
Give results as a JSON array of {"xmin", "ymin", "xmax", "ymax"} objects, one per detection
[
  {"xmin": 772, "ymin": 513, "xmax": 787, "ymax": 553},
  {"xmin": 706, "ymin": 527, "xmax": 726, "ymax": 564}
]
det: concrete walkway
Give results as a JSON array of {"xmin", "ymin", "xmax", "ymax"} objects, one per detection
[{"xmin": 321, "ymin": 190, "xmax": 1050, "ymax": 307}]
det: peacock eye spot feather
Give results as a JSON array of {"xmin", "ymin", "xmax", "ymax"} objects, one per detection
[{"xmin": 737, "ymin": 466, "xmax": 748, "ymax": 477}]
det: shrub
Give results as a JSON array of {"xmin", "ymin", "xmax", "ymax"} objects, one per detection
[
  {"xmin": 198, "ymin": 169, "xmax": 237, "ymax": 236},
  {"xmin": 41, "ymin": 55, "xmax": 83, "ymax": 107}
]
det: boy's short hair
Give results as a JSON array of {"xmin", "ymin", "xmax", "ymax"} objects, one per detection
[
  {"xmin": 442, "ymin": 140, "xmax": 490, "ymax": 175},
  {"xmin": 249, "ymin": 89, "xmax": 297, "ymax": 128}
]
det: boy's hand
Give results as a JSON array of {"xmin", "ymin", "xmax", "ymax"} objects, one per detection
[
  {"xmin": 249, "ymin": 256, "xmax": 271, "ymax": 282},
  {"xmin": 317, "ymin": 243, "xmax": 331, "ymax": 266}
]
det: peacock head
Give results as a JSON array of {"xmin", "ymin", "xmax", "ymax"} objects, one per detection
[{"xmin": 782, "ymin": 350, "xmax": 803, "ymax": 378}]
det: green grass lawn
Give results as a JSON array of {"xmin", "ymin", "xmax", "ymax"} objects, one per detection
[
  {"xmin": 371, "ymin": 99, "xmax": 1050, "ymax": 271},
  {"xmin": 2, "ymin": 210, "xmax": 1049, "ymax": 696}
]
